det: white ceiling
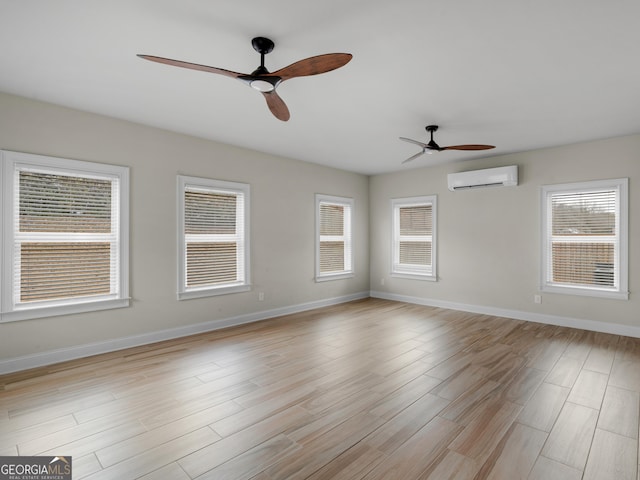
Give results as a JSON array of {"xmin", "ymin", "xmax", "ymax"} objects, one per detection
[{"xmin": 1, "ymin": 0, "xmax": 639, "ymax": 175}]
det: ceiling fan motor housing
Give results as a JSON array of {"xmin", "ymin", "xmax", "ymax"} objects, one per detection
[
  {"xmin": 426, "ymin": 125, "xmax": 440, "ymax": 150},
  {"xmin": 245, "ymin": 37, "xmax": 281, "ymax": 91}
]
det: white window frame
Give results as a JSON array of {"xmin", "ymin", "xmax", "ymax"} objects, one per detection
[
  {"xmin": 177, "ymin": 175, "xmax": 250, "ymax": 300},
  {"xmin": 540, "ymin": 178, "xmax": 628, "ymax": 299},
  {"xmin": 315, "ymin": 194, "xmax": 354, "ymax": 282},
  {"xmin": 391, "ymin": 195, "xmax": 437, "ymax": 281},
  {"xmin": 1, "ymin": 150, "xmax": 130, "ymax": 322}
]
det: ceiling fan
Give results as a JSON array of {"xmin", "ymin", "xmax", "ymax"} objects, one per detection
[
  {"xmin": 400, "ymin": 125, "xmax": 495, "ymax": 163},
  {"xmin": 138, "ymin": 37, "xmax": 352, "ymax": 122}
]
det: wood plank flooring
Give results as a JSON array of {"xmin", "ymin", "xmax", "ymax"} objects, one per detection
[{"xmin": 1, "ymin": 298, "xmax": 639, "ymax": 479}]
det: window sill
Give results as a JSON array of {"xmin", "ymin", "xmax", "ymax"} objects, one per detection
[
  {"xmin": 315, "ymin": 272, "xmax": 354, "ymax": 283},
  {"xmin": 392, "ymin": 272, "xmax": 437, "ymax": 282},
  {"xmin": 178, "ymin": 284, "xmax": 251, "ymax": 300},
  {"xmin": 1, "ymin": 297, "xmax": 130, "ymax": 323},
  {"xmin": 541, "ymin": 284, "xmax": 629, "ymax": 300}
]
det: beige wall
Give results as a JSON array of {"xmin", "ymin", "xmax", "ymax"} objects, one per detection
[
  {"xmin": 0, "ymin": 93, "xmax": 370, "ymax": 363},
  {"xmin": 370, "ymin": 134, "xmax": 640, "ymax": 331},
  {"xmin": 2, "ymin": 90, "xmax": 638, "ymax": 370}
]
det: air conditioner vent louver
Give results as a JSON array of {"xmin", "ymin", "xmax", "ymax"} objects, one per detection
[{"xmin": 447, "ymin": 165, "xmax": 518, "ymax": 191}]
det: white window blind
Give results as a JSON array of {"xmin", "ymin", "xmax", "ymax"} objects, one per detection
[
  {"xmin": 16, "ymin": 170, "xmax": 118, "ymax": 302},
  {"xmin": 178, "ymin": 176, "xmax": 250, "ymax": 299},
  {"xmin": 392, "ymin": 196, "xmax": 437, "ymax": 280},
  {"xmin": 316, "ymin": 194, "xmax": 353, "ymax": 281},
  {"xmin": 1, "ymin": 150, "xmax": 130, "ymax": 322},
  {"xmin": 541, "ymin": 179, "xmax": 628, "ymax": 299}
]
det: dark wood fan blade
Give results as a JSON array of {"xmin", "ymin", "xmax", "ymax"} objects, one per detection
[
  {"xmin": 399, "ymin": 137, "xmax": 429, "ymax": 149},
  {"xmin": 272, "ymin": 53, "xmax": 352, "ymax": 81},
  {"xmin": 441, "ymin": 144, "xmax": 495, "ymax": 151},
  {"xmin": 262, "ymin": 91, "xmax": 290, "ymax": 121},
  {"xmin": 137, "ymin": 55, "xmax": 243, "ymax": 79},
  {"xmin": 402, "ymin": 150, "xmax": 426, "ymax": 164}
]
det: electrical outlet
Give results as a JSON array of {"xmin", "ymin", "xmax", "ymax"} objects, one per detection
[
  {"xmin": 380, "ymin": 278, "xmax": 385, "ymax": 286},
  {"xmin": 258, "ymin": 292, "xmax": 265, "ymax": 301},
  {"xmin": 534, "ymin": 294, "xmax": 542, "ymax": 304}
]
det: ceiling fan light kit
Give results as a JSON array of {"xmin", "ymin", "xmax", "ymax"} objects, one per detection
[
  {"xmin": 400, "ymin": 125, "xmax": 495, "ymax": 164},
  {"xmin": 249, "ymin": 79, "xmax": 276, "ymax": 92},
  {"xmin": 138, "ymin": 36, "xmax": 352, "ymax": 121}
]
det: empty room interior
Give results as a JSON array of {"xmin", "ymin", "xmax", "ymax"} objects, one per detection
[{"xmin": 1, "ymin": 1, "xmax": 639, "ymax": 479}]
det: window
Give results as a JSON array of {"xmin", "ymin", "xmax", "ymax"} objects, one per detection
[
  {"xmin": 315, "ymin": 194, "xmax": 353, "ymax": 281},
  {"xmin": 392, "ymin": 196, "xmax": 437, "ymax": 280},
  {"xmin": 541, "ymin": 178, "xmax": 628, "ymax": 299},
  {"xmin": 1, "ymin": 150, "xmax": 129, "ymax": 322},
  {"xmin": 177, "ymin": 176, "xmax": 250, "ymax": 299}
]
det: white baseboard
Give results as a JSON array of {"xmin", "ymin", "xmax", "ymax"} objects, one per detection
[
  {"xmin": 5, "ymin": 290, "xmax": 636, "ymax": 375},
  {"xmin": 0, "ymin": 291, "xmax": 369, "ymax": 375},
  {"xmin": 370, "ymin": 290, "xmax": 640, "ymax": 339}
]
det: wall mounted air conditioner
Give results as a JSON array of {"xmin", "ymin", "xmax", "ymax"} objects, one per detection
[{"xmin": 447, "ymin": 165, "xmax": 518, "ymax": 191}]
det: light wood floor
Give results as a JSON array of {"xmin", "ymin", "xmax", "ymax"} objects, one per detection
[{"xmin": 1, "ymin": 298, "xmax": 639, "ymax": 479}]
